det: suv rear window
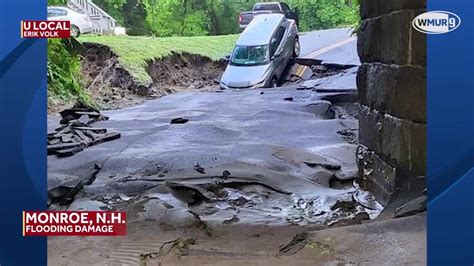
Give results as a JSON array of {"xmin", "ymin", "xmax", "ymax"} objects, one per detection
[{"xmin": 253, "ymin": 3, "xmax": 280, "ymax": 11}]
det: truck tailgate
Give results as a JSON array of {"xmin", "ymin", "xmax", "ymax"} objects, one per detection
[
  {"xmin": 239, "ymin": 10, "xmax": 276, "ymax": 27},
  {"xmin": 239, "ymin": 11, "xmax": 254, "ymax": 26}
]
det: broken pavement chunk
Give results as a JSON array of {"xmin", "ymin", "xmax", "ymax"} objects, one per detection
[
  {"xmin": 78, "ymin": 114, "xmax": 91, "ymax": 125},
  {"xmin": 73, "ymin": 129, "xmax": 90, "ymax": 142},
  {"xmin": 48, "ymin": 104, "xmax": 120, "ymax": 157},
  {"xmin": 48, "ymin": 138, "xmax": 61, "ymax": 145},
  {"xmin": 48, "ymin": 142, "xmax": 86, "ymax": 152},
  {"xmin": 59, "ymin": 105, "xmax": 105, "ymax": 125},
  {"xmin": 71, "ymin": 127, "xmax": 107, "ymax": 133},
  {"xmin": 60, "ymin": 134, "xmax": 75, "ymax": 143}
]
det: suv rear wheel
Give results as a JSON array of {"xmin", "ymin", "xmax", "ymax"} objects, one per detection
[{"xmin": 269, "ymin": 77, "xmax": 279, "ymax": 88}]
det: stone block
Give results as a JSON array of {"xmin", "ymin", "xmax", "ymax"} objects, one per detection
[
  {"xmin": 358, "ymin": 10, "xmax": 426, "ymax": 66},
  {"xmin": 359, "ymin": 105, "xmax": 426, "ymax": 175},
  {"xmin": 360, "ymin": 0, "xmax": 426, "ymax": 20},
  {"xmin": 357, "ymin": 145, "xmax": 396, "ymax": 205},
  {"xmin": 358, "ymin": 63, "xmax": 426, "ymax": 122}
]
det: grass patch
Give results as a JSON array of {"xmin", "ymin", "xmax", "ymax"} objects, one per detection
[{"xmin": 79, "ymin": 34, "xmax": 239, "ymax": 85}]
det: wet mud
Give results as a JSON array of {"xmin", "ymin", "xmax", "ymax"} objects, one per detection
[{"xmin": 146, "ymin": 52, "xmax": 227, "ymax": 94}]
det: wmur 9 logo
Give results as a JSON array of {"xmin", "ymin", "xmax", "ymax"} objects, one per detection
[{"xmin": 412, "ymin": 11, "xmax": 461, "ymax": 34}]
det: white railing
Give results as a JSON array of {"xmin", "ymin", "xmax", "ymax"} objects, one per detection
[{"xmin": 68, "ymin": 0, "xmax": 116, "ymax": 34}]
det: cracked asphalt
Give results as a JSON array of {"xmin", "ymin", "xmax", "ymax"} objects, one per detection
[
  {"xmin": 47, "ymin": 28, "xmax": 370, "ymax": 227},
  {"xmin": 45, "ymin": 28, "xmax": 428, "ymax": 266}
]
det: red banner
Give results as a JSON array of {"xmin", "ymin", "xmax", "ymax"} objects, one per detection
[
  {"xmin": 22, "ymin": 211, "xmax": 127, "ymax": 236},
  {"xmin": 21, "ymin": 20, "xmax": 71, "ymax": 38}
]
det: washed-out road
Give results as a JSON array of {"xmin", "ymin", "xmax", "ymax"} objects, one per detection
[
  {"xmin": 46, "ymin": 29, "xmax": 428, "ymax": 265},
  {"xmin": 48, "ymin": 28, "xmax": 367, "ymax": 223}
]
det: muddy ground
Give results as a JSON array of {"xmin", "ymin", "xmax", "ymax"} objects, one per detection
[
  {"xmin": 147, "ymin": 52, "xmax": 227, "ymax": 94},
  {"xmin": 48, "ymin": 214, "xmax": 425, "ymax": 265}
]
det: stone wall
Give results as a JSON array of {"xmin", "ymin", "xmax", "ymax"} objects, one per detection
[{"xmin": 357, "ymin": 0, "xmax": 426, "ymax": 206}]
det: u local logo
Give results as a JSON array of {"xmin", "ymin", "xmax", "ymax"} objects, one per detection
[{"xmin": 412, "ymin": 11, "xmax": 461, "ymax": 34}]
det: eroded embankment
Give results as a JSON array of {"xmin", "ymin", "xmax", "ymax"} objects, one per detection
[
  {"xmin": 146, "ymin": 52, "xmax": 228, "ymax": 93},
  {"xmin": 82, "ymin": 44, "xmax": 227, "ymax": 110},
  {"xmin": 82, "ymin": 43, "xmax": 149, "ymax": 109}
]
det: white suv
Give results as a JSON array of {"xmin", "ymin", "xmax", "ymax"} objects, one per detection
[{"xmin": 47, "ymin": 6, "xmax": 93, "ymax": 37}]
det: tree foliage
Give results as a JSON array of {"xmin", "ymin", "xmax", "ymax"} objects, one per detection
[
  {"xmin": 90, "ymin": 0, "xmax": 358, "ymax": 37},
  {"xmin": 94, "ymin": 0, "xmax": 127, "ymax": 24},
  {"xmin": 49, "ymin": 0, "xmax": 358, "ymax": 36},
  {"xmin": 288, "ymin": 0, "xmax": 359, "ymax": 31},
  {"xmin": 47, "ymin": 38, "xmax": 90, "ymax": 104}
]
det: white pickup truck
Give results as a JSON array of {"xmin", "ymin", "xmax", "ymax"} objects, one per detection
[{"xmin": 239, "ymin": 2, "xmax": 299, "ymax": 30}]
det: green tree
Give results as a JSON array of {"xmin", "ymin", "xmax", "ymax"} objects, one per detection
[
  {"xmin": 122, "ymin": 0, "xmax": 149, "ymax": 35},
  {"xmin": 286, "ymin": 0, "xmax": 359, "ymax": 31},
  {"xmin": 47, "ymin": 38, "xmax": 90, "ymax": 105},
  {"xmin": 94, "ymin": 0, "xmax": 127, "ymax": 25}
]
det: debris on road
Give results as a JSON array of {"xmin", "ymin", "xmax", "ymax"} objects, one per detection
[
  {"xmin": 220, "ymin": 170, "xmax": 231, "ymax": 180},
  {"xmin": 283, "ymin": 97, "xmax": 294, "ymax": 102},
  {"xmin": 278, "ymin": 232, "xmax": 310, "ymax": 256},
  {"xmin": 222, "ymin": 215, "xmax": 240, "ymax": 225},
  {"xmin": 139, "ymin": 238, "xmax": 197, "ymax": 265},
  {"xmin": 58, "ymin": 103, "xmax": 108, "ymax": 125},
  {"xmin": 170, "ymin": 117, "xmax": 189, "ymax": 124},
  {"xmin": 48, "ymin": 103, "xmax": 120, "ymax": 157},
  {"xmin": 193, "ymin": 163, "xmax": 206, "ymax": 174}
]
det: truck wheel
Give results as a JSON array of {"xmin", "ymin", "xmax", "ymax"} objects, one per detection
[
  {"xmin": 71, "ymin": 25, "xmax": 80, "ymax": 38},
  {"xmin": 293, "ymin": 38, "xmax": 300, "ymax": 58}
]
